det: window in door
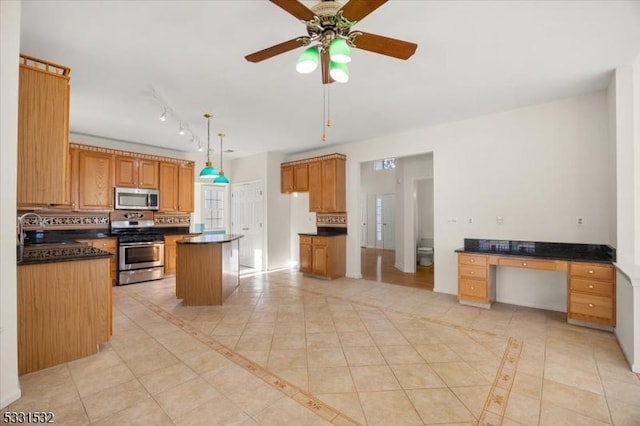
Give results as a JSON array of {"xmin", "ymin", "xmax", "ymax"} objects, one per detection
[{"xmin": 201, "ymin": 186, "xmax": 225, "ymax": 231}]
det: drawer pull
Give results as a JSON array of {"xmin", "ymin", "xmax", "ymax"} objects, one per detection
[
  {"xmin": 470, "ymin": 286, "xmax": 475, "ymax": 291},
  {"xmin": 588, "ymin": 303, "xmax": 594, "ymax": 308},
  {"xmin": 470, "ymin": 259, "xmax": 475, "ymax": 263},
  {"xmin": 523, "ymin": 262, "xmax": 528, "ymax": 267},
  {"xmin": 588, "ymin": 284, "xmax": 594, "ymax": 289},
  {"xmin": 588, "ymin": 270, "xmax": 594, "ymax": 274},
  {"xmin": 470, "ymin": 271, "xmax": 475, "ymax": 275}
]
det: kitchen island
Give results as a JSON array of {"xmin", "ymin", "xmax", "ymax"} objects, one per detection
[{"xmin": 175, "ymin": 234, "xmax": 243, "ymax": 305}]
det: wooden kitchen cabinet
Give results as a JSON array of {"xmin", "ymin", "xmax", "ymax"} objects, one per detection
[
  {"xmin": 17, "ymin": 54, "xmax": 70, "ymax": 207},
  {"xmin": 178, "ymin": 162, "xmax": 194, "ymax": 212},
  {"xmin": 115, "ymin": 156, "xmax": 159, "ymax": 189},
  {"xmin": 76, "ymin": 149, "xmax": 114, "ymax": 210},
  {"xmin": 568, "ymin": 262, "xmax": 615, "ymax": 328},
  {"xmin": 164, "ymin": 234, "xmax": 193, "ymax": 275},
  {"xmin": 159, "ymin": 161, "xmax": 194, "ymax": 213},
  {"xmin": 308, "ymin": 157, "xmax": 346, "ymax": 213},
  {"xmin": 299, "ymin": 234, "xmax": 346, "ymax": 279},
  {"xmin": 457, "ymin": 253, "xmax": 491, "ymax": 306},
  {"xmin": 281, "ymin": 163, "xmax": 309, "ymax": 193}
]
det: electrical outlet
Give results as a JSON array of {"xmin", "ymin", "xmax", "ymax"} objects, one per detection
[
  {"xmin": 577, "ymin": 216, "xmax": 584, "ymax": 226},
  {"xmin": 496, "ymin": 216, "xmax": 504, "ymax": 225},
  {"xmin": 468, "ymin": 217, "xmax": 473, "ymax": 224}
]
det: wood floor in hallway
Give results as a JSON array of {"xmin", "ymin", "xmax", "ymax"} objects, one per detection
[{"xmin": 361, "ymin": 247, "xmax": 434, "ymax": 290}]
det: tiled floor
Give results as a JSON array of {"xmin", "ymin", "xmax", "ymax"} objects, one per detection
[{"xmin": 5, "ymin": 269, "xmax": 640, "ymax": 425}]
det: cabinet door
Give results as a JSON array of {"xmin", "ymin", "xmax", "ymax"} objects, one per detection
[
  {"xmin": 308, "ymin": 161, "xmax": 323, "ymax": 212},
  {"xmin": 18, "ymin": 65, "xmax": 69, "ymax": 205},
  {"xmin": 159, "ymin": 162, "xmax": 178, "ymax": 212},
  {"xmin": 138, "ymin": 159, "xmax": 159, "ymax": 189},
  {"xmin": 312, "ymin": 244, "xmax": 328, "ymax": 276},
  {"xmin": 281, "ymin": 165, "xmax": 294, "ymax": 193},
  {"xmin": 293, "ymin": 164, "xmax": 309, "ymax": 192},
  {"xmin": 300, "ymin": 242, "xmax": 312, "ymax": 273},
  {"xmin": 321, "ymin": 158, "xmax": 346, "ymax": 212},
  {"xmin": 178, "ymin": 162, "xmax": 194, "ymax": 212},
  {"xmin": 77, "ymin": 150, "xmax": 113, "ymax": 210},
  {"xmin": 114, "ymin": 156, "xmax": 137, "ymax": 187}
]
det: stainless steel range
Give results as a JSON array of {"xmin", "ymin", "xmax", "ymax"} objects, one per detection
[{"xmin": 110, "ymin": 211, "xmax": 164, "ymax": 285}]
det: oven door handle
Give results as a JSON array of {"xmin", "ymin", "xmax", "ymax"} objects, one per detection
[{"xmin": 121, "ymin": 241, "xmax": 163, "ymax": 246}]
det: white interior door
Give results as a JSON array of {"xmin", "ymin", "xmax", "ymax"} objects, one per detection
[
  {"xmin": 375, "ymin": 194, "xmax": 396, "ymax": 250},
  {"xmin": 231, "ymin": 181, "xmax": 263, "ymax": 269}
]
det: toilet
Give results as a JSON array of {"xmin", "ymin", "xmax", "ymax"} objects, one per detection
[{"xmin": 417, "ymin": 238, "xmax": 434, "ymax": 266}]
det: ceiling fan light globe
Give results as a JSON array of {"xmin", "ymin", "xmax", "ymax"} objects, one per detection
[
  {"xmin": 296, "ymin": 47, "xmax": 320, "ymax": 74},
  {"xmin": 329, "ymin": 61, "xmax": 349, "ymax": 83},
  {"xmin": 329, "ymin": 38, "xmax": 351, "ymax": 64}
]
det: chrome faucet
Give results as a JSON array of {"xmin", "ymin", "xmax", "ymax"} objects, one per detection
[{"xmin": 17, "ymin": 212, "xmax": 45, "ymax": 259}]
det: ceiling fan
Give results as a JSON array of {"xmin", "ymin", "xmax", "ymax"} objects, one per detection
[{"xmin": 245, "ymin": 0, "xmax": 418, "ymax": 84}]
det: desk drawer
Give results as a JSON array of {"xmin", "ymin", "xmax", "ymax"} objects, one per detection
[
  {"xmin": 497, "ymin": 257, "xmax": 560, "ymax": 271},
  {"xmin": 459, "ymin": 264, "xmax": 487, "ymax": 279},
  {"xmin": 569, "ymin": 293, "xmax": 613, "ymax": 320},
  {"xmin": 570, "ymin": 277, "xmax": 613, "ymax": 297},
  {"xmin": 458, "ymin": 278, "xmax": 488, "ymax": 300},
  {"xmin": 570, "ymin": 263, "xmax": 614, "ymax": 281},
  {"xmin": 458, "ymin": 254, "xmax": 487, "ymax": 266}
]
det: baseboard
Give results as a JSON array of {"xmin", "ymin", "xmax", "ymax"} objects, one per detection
[
  {"xmin": 1, "ymin": 388, "xmax": 21, "ymax": 410},
  {"xmin": 494, "ymin": 297, "xmax": 565, "ymax": 313}
]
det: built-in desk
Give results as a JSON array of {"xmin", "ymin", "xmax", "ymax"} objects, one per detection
[{"xmin": 455, "ymin": 239, "xmax": 616, "ymax": 330}]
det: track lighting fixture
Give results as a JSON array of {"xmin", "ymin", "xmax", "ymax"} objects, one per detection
[
  {"xmin": 178, "ymin": 122, "xmax": 185, "ymax": 135},
  {"xmin": 159, "ymin": 108, "xmax": 167, "ymax": 122}
]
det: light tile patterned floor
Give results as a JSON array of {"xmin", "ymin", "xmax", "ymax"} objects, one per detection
[{"xmin": 4, "ymin": 268, "xmax": 640, "ymax": 425}]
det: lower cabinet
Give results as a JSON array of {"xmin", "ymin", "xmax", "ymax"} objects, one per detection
[
  {"xmin": 164, "ymin": 234, "xmax": 194, "ymax": 275},
  {"xmin": 457, "ymin": 253, "xmax": 491, "ymax": 306},
  {"xmin": 299, "ymin": 235, "xmax": 346, "ymax": 279},
  {"xmin": 567, "ymin": 262, "xmax": 615, "ymax": 328}
]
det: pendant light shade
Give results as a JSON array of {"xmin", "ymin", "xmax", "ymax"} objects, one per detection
[
  {"xmin": 214, "ymin": 133, "xmax": 230, "ymax": 185},
  {"xmin": 199, "ymin": 113, "xmax": 219, "ymax": 178},
  {"xmin": 329, "ymin": 61, "xmax": 349, "ymax": 83},
  {"xmin": 329, "ymin": 38, "xmax": 351, "ymax": 63},
  {"xmin": 296, "ymin": 46, "xmax": 320, "ymax": 74}
]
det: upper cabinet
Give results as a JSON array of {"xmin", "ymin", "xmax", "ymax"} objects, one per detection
[
  {"xmin": 115, "ymin": 156, "xmax": 158, "ymax": 189},
  {"xmin": 159, "ymin": 161, "xmax": 194, "ymax": 213},
  {"xmin": 17, "ymin": 55, "xmax": 70, "ymax": 207},
  {"xmin": 281, "ymin": 154, "xmax": 346, "ymax": 212},
  {"xmin": 76, "ymin": 149, "xmax": 114, "ymax": 210}
]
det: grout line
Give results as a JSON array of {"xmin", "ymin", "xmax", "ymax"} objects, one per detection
[{"xmin": 128, "ymin": 292, "xmax": 362, "ymax": 426}]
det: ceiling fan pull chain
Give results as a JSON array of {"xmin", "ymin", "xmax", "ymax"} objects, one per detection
[
  {"xmin": 326, "ymin": 84, "xmax": 331, "ymax": 128},
  {"xmin": 322, "ymin": 84, "xmax": 327, "ymax": 141}
]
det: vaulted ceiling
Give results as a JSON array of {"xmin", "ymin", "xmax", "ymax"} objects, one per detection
[{"xmin": 19, "ymin": 1, "xmax": 640, "ymax": 159}]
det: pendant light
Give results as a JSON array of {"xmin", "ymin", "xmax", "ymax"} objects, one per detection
[
  {"xmin": 214, "ymin": 133, "xmax": 230, "ymax": 185},
  {"xmin": 199, "ymin": 113, "xmax": 219, "ymax": 178}
]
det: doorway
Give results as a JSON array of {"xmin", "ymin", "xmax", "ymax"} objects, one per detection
[
  {"xmin": 359, "ymin": 154, "xmax": 434, "ymax": 289},
  {"xmin": 230, "ymin": 180, "xmax": 264, "ymax": 270}
]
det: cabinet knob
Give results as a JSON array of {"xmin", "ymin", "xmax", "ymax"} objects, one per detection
[
  {"xmin": 588, "ymin": 270, "xmax": 594, "ymax": 274},
  {"xmin": 588, "ymin": 303, "xmax": 594, "ymax": 308},
  {"xmin": 523, "ymin": 262, "xmax": 528, "ymax": 267},
  {"xmin": 470, "ymin": 286, "xmax": 475, "ymax": 291},
  {"xmin": 470, "ymin": 271, "xmax": 475, "ymax": 275},
  {"xmin": 588, "ymin": 284, "xmax": 594, "ymax": 289},
  {"xmin": 470, "ymin": 259, "xmax": 475, "ymax": 263}
]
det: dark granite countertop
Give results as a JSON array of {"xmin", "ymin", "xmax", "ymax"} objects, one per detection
[
  {"xmin": 17, "ymin": 243, "xmax": 113, "ymax": 265},
  {"xmin": 455, "ymin": 238, "xmax": 615, "ymax": 264},
  {"xmin": 176, "ymin": 234, "xmax": 243, "ymax": 244}
]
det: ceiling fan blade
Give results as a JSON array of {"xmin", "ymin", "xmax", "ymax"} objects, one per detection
[
  {"xmin": 270, "ymin": 0, "xmax": 315, "ymax": 21},
  {"xmin": 245, "ymin": 38, "xmax": 306, "ymax": 63},
  {"xmin": 352, "ymin": 32, "xmax": 418, "ymax": 60},
  {"xmin": 321, "ymin": 50, "xmax": 334, "ymax": 84},
  {"xmin": 340, "ymin": 0, "xmax": 387, "ymax": 22}
]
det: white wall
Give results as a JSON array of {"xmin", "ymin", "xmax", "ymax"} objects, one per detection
[
  {"xmin": 612, "ymin": 56, "xmax": 640, "ymax": 373},
  {"xmin": 0, "ymin": 0, "xmax": 21, "ymax": 409},
  {"xmin": 289, "ymin": 193, "xmax": 316, "ymax": 267},
  {"xmin": 288, "ymin": 91, "xmax": 612, "ymax": 311}
]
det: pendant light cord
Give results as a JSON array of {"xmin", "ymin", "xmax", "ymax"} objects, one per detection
[{"xmin": 322, "ymin": 85, "xmax": 326, "ymax": 141}]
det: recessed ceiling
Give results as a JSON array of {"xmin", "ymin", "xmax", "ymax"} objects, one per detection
[{"xmin": 19, "ymin": 1, "xmax": 640, "ymax": 159}]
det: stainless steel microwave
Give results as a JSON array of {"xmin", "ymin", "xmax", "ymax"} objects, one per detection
[{"xmin": 114, "ymin": 187, "xmax": 159, "ymax": 210}]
